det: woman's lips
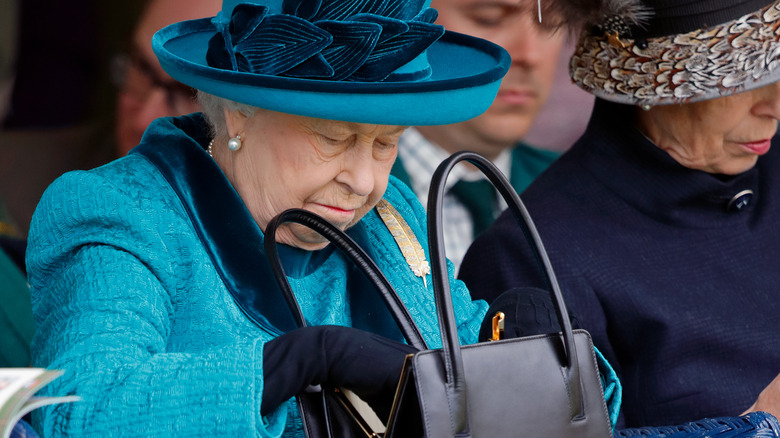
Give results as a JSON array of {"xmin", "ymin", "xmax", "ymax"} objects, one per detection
[
  {"xmin": 324, "ymin": 206, "xmax": 352, "ymax": 214},
  {"xmin": 314, "ymin": 204, "xmax": 356, "ymax": 223},
  {"xmin": 738, "ymin": 139, "xmax": 772, "ymax": 155}
]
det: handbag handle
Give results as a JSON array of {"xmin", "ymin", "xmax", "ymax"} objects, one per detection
[
  {"xmin": 427, "ymin": 151, "xmax": 585, "ymax": 436},
  {"xmin": 263, "ymin": 208, "xmax": 427, "ymax": 350}
]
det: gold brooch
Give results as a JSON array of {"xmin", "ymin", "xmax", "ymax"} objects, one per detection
[{"xmin": 376, "ymin": 199, "xmax": 430, "ymax": 288}]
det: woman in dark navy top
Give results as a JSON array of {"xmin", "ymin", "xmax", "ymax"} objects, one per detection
[{"xmin": 461, "ymin": 0, "xmax": 780, "ymax": 429}]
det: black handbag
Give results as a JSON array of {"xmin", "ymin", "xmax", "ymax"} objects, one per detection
[
  {"xmin": 264, "ymin": 150, "xmax": 612, "ymax": 437},
  {"xmin": 382, "ymin": 150, "xmax": 613, "ymax": 437}
]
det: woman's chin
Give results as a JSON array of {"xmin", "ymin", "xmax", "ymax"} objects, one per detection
[
  {"xmin": 273, "ymin": 213, "xmax": 367, "ymax": 251},
  {"xmin": 276, "ymin": 234, "xmax": 331, "ymax": 251},
  {"xmin": 294, "ymin": 240, "xmax": 331, "ymax": 251},
  {"xmin": 719, "ymin": 155, "xmax": 761, "ymax": 175}
]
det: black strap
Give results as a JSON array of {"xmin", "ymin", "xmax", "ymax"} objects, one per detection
[
  {"xmin": 427, "ymin": 151, "xmax": 585, "ymax": 436},
  {"xmin": 264, "ymin": 208, "xmax": 427, "ymax": 350}
]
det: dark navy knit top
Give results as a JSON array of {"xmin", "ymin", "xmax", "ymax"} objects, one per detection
[{"xmin": 460, "ymin": 98, "xmax": 780, "ymax": 428}]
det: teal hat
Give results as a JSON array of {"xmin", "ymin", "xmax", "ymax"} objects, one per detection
[{"xmin": 152, "ymin": 0, "xmax": 510, "ymax": 125}]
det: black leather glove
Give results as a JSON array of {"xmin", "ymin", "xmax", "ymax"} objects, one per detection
[
  {"xmin": 478, "ymin": 287, "xmax": 581, "ymax": 342},
  {"xmin": 261, "ymin": 325, "xmax": 417, "ymax": 417}
]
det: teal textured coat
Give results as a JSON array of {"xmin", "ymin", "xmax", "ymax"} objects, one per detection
[{"xmin": 27, "ymin": 114, "xmax": 487, "ymax": 437}]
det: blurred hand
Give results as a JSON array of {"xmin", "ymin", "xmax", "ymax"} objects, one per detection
[{"xmin": 743, "ymin": 373, "xmax": 780, "ymax": 419}]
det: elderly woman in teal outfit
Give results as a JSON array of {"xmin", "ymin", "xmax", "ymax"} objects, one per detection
[
  {"xmin": 26, "ymin": 0, "xmax": 620, "ymax": 436},
  {"xmin": 24, "ymin": 0, "xmax": 514, "ymax": 436}
]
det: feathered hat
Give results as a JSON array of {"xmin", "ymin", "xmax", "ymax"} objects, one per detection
[
  {"xmin": 569, "ymin": 0, "xmax": 780, "ymax": 105},
  {"xmin": 151, "ymin": 0, "xmax": 510, "ymax": 125}
]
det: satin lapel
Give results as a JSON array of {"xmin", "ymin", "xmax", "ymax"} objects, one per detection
[{"xmin": 131, "ymin": 115, "xmax": 297, "ymax": 334}]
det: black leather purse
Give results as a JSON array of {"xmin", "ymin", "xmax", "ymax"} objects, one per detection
[
  {"xmin": 264, "ymin": 150, "xmax": 612, "ymax": 438},
  {"xmin": 382, "ymin": 151, "xmax": 613, "ymax": 437}
]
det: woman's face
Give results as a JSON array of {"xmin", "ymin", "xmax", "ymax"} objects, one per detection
[
  {"xmin": 637, "ymin": 81, "xmax": 780, "ymax": 175},
  {"xmin": 223, "ymin": 108, "xmax": 405, "ymax": 250}
]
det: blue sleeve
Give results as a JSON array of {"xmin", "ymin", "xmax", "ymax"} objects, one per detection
[{"xmin": 27, "ymin": 167, "xmax": 288, "ymax": 437}]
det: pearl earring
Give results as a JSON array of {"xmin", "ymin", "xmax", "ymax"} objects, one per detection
[
  {"xmin": 228, "ymin": 135, "xmax": 242, "ymax": 151},
  {"xmin": 641, "ymin": 104, "xmax": 652, "ymax": 111}
]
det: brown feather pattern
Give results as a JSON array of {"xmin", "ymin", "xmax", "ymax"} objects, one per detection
[{"xmin": 570, "ymin": 0, "xmax": 780, "ymax": 105}]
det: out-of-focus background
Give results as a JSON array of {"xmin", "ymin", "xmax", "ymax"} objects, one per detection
[
  {"xmin": 524, "ymin": 39, "xmax": 594, "ymax": 152},
  {"xmin": 1, "ymin": 0, "xmax": 147, "ymax": 237},
  {"xmin": 0, "ymin": 0, "xmax": 593, "ymax": 238}
]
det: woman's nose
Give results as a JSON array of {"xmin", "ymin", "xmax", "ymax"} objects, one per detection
[
  {"xmin": 338, "ymin": 145, "xmax": 375, "ymax": 196},
  {"xmin": 753, "ymin": 81, "xmax": 780, "ymax": 120}
]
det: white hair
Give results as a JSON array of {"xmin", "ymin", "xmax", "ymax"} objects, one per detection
[{"xmin": 197, "ymin": 91, "xmax": 258, "ymax": 139}]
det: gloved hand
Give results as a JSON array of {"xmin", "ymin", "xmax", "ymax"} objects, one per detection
[
  {"xmin": 261, "ymin": 325, "xmax": 417, "ymax": 417},
  {"xmin": 478, "ymin": 288, "xmax": 621, "ymax": 427},
  {"xmin": 478, "ymin": 287, "xmax": 581, "ymax": 342}
]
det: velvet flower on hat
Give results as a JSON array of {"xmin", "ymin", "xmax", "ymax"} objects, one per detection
[{"xmin": 206, "ymin": 0, "xmax": 444, "ymax": 82}]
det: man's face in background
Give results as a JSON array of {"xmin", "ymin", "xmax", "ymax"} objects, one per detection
[{"xmin": 421, "ymin": 0, "xmax": 566, "ymax": 158}]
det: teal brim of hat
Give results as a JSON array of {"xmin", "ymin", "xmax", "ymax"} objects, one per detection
[{"xmin": 153, "ymin": 18, "xmax": 510, "ymax": 126}]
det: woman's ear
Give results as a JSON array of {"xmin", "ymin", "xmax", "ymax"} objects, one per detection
[{"xmin": 224, "ymin": 108, "xmax": 248, "ymax": 138}]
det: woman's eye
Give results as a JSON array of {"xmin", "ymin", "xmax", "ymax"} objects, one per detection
[
  {"xmin": 322, "ymin": 135, "xmax": 348, "ymax": 145},
  {"xmin": 373, "ymin": 141, "xmax": 397, "ymax": 158}
]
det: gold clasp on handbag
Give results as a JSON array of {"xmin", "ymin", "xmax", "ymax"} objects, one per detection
[{"xmin": 491, "ymin": 311, "xmax": 505, "ymax": 341}]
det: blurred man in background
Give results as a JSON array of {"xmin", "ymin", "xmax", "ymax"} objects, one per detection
[{"xmin": 391, "ymin": 0, "xmax": 583, "ymax": 271}]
